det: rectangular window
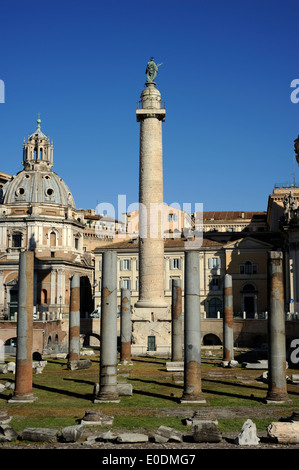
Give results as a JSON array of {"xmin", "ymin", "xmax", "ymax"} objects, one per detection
[
  {"xmin": 120, "ymin": 259, "xmax": 131, "ymax": 271},
  {"xmin": 208, "ymin": 257, "xmax": 221, "ymax": 269},
  {"xmin": 120, "ymin": 278, "xmax": 131, "ymax": 290},
  {"xmin": 211, "ymin": 278, "xmax": 220, "ymax": 290},
  {"xmin": 168, "ymin": 213, "xmax": 178, "ymax": 222},
  {"xmin": 12, "ymin": 233, "xmax": 22, "ymax": 248},
  {"xmin": 170, "ymin": 258, "xmax": 181, "ymax": 269},
  {"xmin": 240, "ymin": 263, "xmax": 258, "ymax": 275},
  {"xmin": 147, "ymin": 336, "xmax": 156, "ymax": 351}
]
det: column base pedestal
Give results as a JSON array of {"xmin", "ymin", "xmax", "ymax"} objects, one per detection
[
  {"xmin": 8, "ymin": 394, "xmax": 37, "ymax": 404},
  {"xmin": 94, "ymin": 396, "xmax": 120, "ymax": 404},
  {"xmin": 180, "ymin": 397, "xmax": 206, "ymax": 404}
]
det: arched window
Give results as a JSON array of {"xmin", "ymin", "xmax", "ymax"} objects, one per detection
[
  {"xmin": 242, "ymin": 283, "xmax": 257, "ymax": 318},
  {"xmin": 208, "ymin": 298, "xmax": 222, "ymax": 318},
  {"xmin": 50, "ymin": 232, "xmax": 56, "ymax": 247},
  {"xmin": 41, "ymin": 289, "xmax": 48, "ymax": 304},
  {"xmin": 240, "ymin": 261, "xmax": 257, "ymax": 274}
]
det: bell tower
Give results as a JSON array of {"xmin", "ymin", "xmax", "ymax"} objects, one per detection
[{"xmin": 22, "ymin": 116, "xmax": 54, "ymax": 171}]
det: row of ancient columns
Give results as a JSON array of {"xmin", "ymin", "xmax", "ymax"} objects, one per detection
[{"xmin": 7, "ymin": 249, "xmax": 288, "ymax": 405}]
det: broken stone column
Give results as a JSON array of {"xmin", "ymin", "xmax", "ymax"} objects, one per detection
[
  {"xmin": 266, "ymin": 251, "xmax": 288, "ymax": 403},
  {"xmin": 223, "ymin": 273, "xmax": 235, "ymax": 363},
  {"xmin": 67, "ymin": 274, "xmax": 80, "ymax": 368},
  {"xmin": 94, "ymin": 250, "xmax": 119, "ymax": 403},
  {"xmin": 9, "ymin": 251, "xmax": 36, "ymax": 403},
  {"xmin": 120, "ymin": 288, "xmax": 132, "ymax": 364},
  {"xmin": 180, "ymin": 250, "xmax": 206, "ymax": 404},
  {"xmin": 171, "ymin": 279, "xmax": 183, "ymax": 362},
  {"xmin": 267, "ymin": 422, "xmax": 299, "ymax": 444}
]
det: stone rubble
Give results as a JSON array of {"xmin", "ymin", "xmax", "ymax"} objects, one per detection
[
  {"xmin": 234, "ymin": 419, "xmax": 260, "ymax": 446},
  {"xmin": 0, "ymin": 424, "xmax": 19, "ymax": 442},
  {"xmin": 153, "ymin": 426, "xmax": 183, "ymax": 443},
  {"xmin": 267, "ymin": 421, "xmax": 299, "ymax": 444},
  {"xmin": 80, "ymin": 409, "xmax": 114, "ymax": 426},
  {"xmin": 192, "ymin": 421, "xmax": 222, "ymax": 443},
  {"xmin": 61, "ymin": 424, "xmax": 84, "ymax": 442}
]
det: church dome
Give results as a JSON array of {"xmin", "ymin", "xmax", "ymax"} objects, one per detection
[
  {"xmin": 1, "ymin": 118, "xmax": 76, "ymax": 208},
  {"xmin": 2, "ymin": 168, "xmax": 75, "ymax": 207}
]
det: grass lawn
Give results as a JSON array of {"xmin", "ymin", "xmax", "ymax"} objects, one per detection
[{"xmin": 1, "ymin": 350, "xmax": 299, "ymax": 436}]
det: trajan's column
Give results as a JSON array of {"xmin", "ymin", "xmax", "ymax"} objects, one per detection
[{"xmin": 133, "ymin": 58, "xmax": 169, "ymax": 352}]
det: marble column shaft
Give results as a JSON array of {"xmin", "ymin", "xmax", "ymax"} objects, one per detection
[
  {"xmin": 68, "ymin": 273, "xmax": 80, "ymax": 364},
  {"xmin": 95, "ymin": 250, "xmax": 119, "ymax": 402},
  {"xmin": 223, "ymin": 273, "xmax": 234, "ymax": 361},
  {"xmin": 10, "ymin": 251, "xmax": 36, "ymax": 403},
  {"xmin": 181, "ymin": 250, "xmax": 205, "ymax": 403},
  {"xmin": 266, "ymin": 251, "xmax": 288, "ymax": 403},
  {"xmin": 171, "ymin": 279, "xmax": 183, "ymax": 362},
  {"xmin": 120, "ymin": 288, "xmax": 131, "ymax": 363}
]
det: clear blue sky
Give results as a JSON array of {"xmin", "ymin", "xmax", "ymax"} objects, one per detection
[{"xmin": 0, "ymin": 0, "xmax": 298, "ymax": 216}]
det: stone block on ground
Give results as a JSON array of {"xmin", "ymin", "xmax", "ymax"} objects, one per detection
[
  {"xmin": 0, "ymin": 364, "xmax": 8, "ymax": 374},
  {"xmin": 185, "ymin": 410, "xmax": 218, "ymax": 426},
  {"xmin": 67, "ymin": 359, "xmax": 92, "ymax": 370},
  {"xmin": 22, "ymin": 427, "xmax": 59, "ymax": 443},
  {"xmin": 234, "ymin": 419, "xmax": 260, "ymax": 446},
  {"xmin": 192, "ymin": 421, "xmax": 222, "ymax": 443},
  {"xmin": 7, "ymin": 362, "xmax": 15, "ymax": 374},
  {"xmin": 0, "ymin": 424, "xmax": 19, "ymax": 442},
  {"xmin": 0, "ymin": 409, "xmax": 12, "ymax": 425},
  {"xmin": 166, "ymin": 362, "xmax": 184, "ymax": 372},
  {"xmin": 117, "ymin": 383, "xmax": 133, "ymax": 396},
  {"xmin": 154, "ymin": 426, "xmax": 183, "ymax": 443},
  {"xmin": 50, "ymin": 353, "xmax": 68, "ymax": 359},
  {"xmin": 267, "ymin": 422, "xmax": 299, "ymax": 444},
  {"xmin": 116, "ymin": 433, "xmax": 149, "ymax": 443},
  {"xmin": 221, "ymin": 360, "xmax": 238, "ymax": 368},
  {"xmin": 81, "ymin": 349, "xmax": 95, "ymax": 356},
  {"xmin": 97, "ymin": 430, "xmax": 118, "ymax": 442},
  {"xmin": 81, "ymin": 409, "xmax": 114, "ymax": 426},
  {"xmin": 242, "ymin": 362, "xmax": 267, "ymax": 369},
  {"xmin": 5, "ymin": 382, "xmax": 14, "ymax": 390},
  {"xmin": 61, "ymin": 424, "xmax": 84, "ymax": 442},
  {"xmin": 93, "ymin": 382, "xmax": 133, "ymax": 397}
]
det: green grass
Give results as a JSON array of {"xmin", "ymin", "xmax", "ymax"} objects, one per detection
[{"xmin": 1, "ymin": 352, "xmax": 299, "ymax": 437}]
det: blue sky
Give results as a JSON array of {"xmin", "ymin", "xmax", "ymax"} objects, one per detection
[{"xmin": 0, "ymin": 0, "xmax": 298, "ymax": 216}]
